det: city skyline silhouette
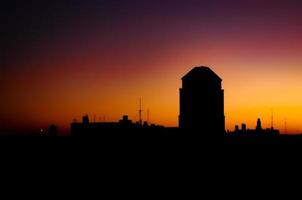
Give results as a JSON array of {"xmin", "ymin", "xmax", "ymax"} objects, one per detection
[
  {"xmin": 3, "ymin": 0, "xmax": 302, "ymax": 136},
  {"xmin": 4, "ymin": 2, "xmax": 302, "ymax": 189},
  {"xmin": 71, "ymin": 66, "xmax": 280, "ymax": 141}
]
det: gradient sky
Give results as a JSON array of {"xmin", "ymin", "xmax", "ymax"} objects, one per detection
[{"xmin": 2, "ymin": 0, "xmax": 302, "ymax": 134}]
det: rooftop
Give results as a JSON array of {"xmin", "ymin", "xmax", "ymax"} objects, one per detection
[{"xmin": 182, "ymin": 66, "xmax": 222, "ymax": 81}]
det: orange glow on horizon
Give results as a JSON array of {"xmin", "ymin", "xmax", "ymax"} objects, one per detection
[{"xmin": 3, "ymin": 53, "xmax": 302, "ymax": 134}]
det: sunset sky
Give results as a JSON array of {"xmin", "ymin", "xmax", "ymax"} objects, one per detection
[{"xmin": 2, "ymin": 0, "xmax": 302, "ymax": 134}]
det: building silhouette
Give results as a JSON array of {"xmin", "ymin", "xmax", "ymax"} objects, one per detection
[
  {"xmin": 179, "ymin": 66, "xmax": 225, "ymax": 135},
  {"xmin": 47, "ymin": 124, "xmax": 58, "ymax": 137},
  {"xmin": 233, "ymin": 118, "xmax": 279, "ymax": 136},
  {"xmin": 256, "ymin": 118, "xmax": 262, "ymax": 132},
  {"xmin": 70, "ymin": 114, "xmax": 164, "ymax": 136}
]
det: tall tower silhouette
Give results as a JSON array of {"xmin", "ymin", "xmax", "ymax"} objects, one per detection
[
  {"xmin": 256, "ymin": 118, "xmax": 262, "ymax": 131},
  {"xmin": 179, "ymin": 66, "xmax": 225, "ymax": 135}
]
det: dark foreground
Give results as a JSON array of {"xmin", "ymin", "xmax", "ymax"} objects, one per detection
[
  {"xmin": 1, "ymin": 129, "xmax": 302, "ymax": 153},
  {"xmin": 1, "ymin": 129, "xmax": 302, "ymax": 192}
]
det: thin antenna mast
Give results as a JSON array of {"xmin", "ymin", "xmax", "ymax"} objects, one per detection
[
  {"xmin": 284, "ymin": 118, "xmax": 287, "ymax": 134},
  {"xmin": 271, "ymin": 109, "xmax": 274, "ymax": 129},
  {"xmin": 147, "ymin": 109, "xmax": 150, "ymax": 124},
  {"xmin": 139, "ymin": 98, "xmax": 143, "ymax": 127}
]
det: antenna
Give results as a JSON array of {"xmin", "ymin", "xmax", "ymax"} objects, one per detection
[
  {"xmin": 271, "ymin": 109, "xmax": 274, "ymax": 129},
  {"xmin": 284, "ymin": 118, "xmax": 287, "ymax": 134},
  {"xmin": 139, "ymin": 97, "xmax": 143, "ymax": 127},
  {"xmin": 147, "ymin": 109, "xmax": 150, "ymax": 124}
]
